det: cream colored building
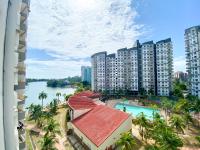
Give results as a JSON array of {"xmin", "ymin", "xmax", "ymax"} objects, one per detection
[
  {"xmin": 67, "ymin": 92, "xmax": 132, "ymax": 150},
  {"xmin": 0, "ymin": 0, "xmax": 30, "ymax": 149},
  {"xmin": 68, "ymin": 112, "xmax": 132, "ymax": 150}
]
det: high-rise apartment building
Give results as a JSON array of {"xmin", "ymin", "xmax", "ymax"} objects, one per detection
[
  {"xmin": 91, "ymin": 38, "xmax": 173, "ymax": 96},
  {"xmin": 81, "ymin": 66, "xmax": 91, "ymax": 84},
  {"xmin": 185, "ymin": 25, "xmax": 200, "ymax": 98},
  {"xmin": 0, "ymin": 0, "xmax": 30, "ymax": 149},
  {"xmin": 141, "ymin": 41, "xmax": 156, "ymax": 94},
  {"xmin": 117, "ymin": 47, "xmax": 139, "ymax": 94},
  {"xmin": 106, "ymin": 54, "xmax": 117, "ymax": 93},
  {"xmin": 174, "ymin": 71, "xmax": 188, "ymax": 82},
  {"xmin": 91, "ymin": 52, "xmax": 107, "ymax": 92},
  {"xmin": 156, "ymin": 38, "xmax": 173, "ymax": 96}
]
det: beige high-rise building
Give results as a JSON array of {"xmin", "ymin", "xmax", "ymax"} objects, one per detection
[{"xmin": 0, "ymin": 0, "xmax": 30, "ymax": 149}]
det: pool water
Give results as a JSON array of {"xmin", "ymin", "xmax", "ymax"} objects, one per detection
[{"xmin": 115, "ymin": 103, "xmax": 159, "ymax": 119}]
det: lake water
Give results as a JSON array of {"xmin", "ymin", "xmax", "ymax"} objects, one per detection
[{"xmin": 25, "ymin": 81, "xmax": 76, "ymax": 107}]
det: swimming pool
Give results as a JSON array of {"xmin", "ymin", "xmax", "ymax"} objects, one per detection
[{"xmin": 115, "ymin": 103, "xmax": 159, "ymax": 119}]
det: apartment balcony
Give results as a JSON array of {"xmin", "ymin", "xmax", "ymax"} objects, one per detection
[
  {"xmin": 14, "ymin": 82, "xmax": 26, "ymax": 91},
  {"xmin": 19, "ymin": 24, "xmax": 27, "ymax": 37},
  {"xmin": 18, "ymin": 128, "xmax": 25, "ymax": 135},
  {"xmin": 18, "ymin": 52, "xmax": 26, "ymax": 62},
  {"xmin": 20, "ymin": 12, "xmax": 28, "ymax": 20},
  {"xmin": 22, "ymin": 0, "xmax": 30, "ymax": 5},
  {"xmin": 18, "ymin": 40, "xmax": 26, "ymax": 49},
  {"xmin": 18, "ymin": 110, "xmax": 25, "ymax": 121},
  {"xmin": 18, "ymin": 94, "xmax": 25, "ymax": 105},
  {"xmin": 19, "ymin": 134, "xmax": 26, "ymax": 149},
  {"xmin": 17, "ymin": 62, "xmax": 26, "ymax": 75}
]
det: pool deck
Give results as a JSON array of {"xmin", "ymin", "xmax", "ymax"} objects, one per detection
[{"xmin": 106, "ymin": 99, "xmax": 165, "ymax": 119}]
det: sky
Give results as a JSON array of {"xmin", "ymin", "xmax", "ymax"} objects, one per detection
[{"xmin": 26, "ymin": 0, "xmax": 200, "ymax": 79}]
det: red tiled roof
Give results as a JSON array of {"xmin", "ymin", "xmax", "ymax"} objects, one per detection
[
  {"xmin": 72, "ymin": 105, "xmax": 129, "ymax": 147},
  {"xmin": 68, "ymin": 96, "xmax": 97, "ymax": 110},
  {"xmin": 75, "ymin": 90, "xmax": 101, "ymax": 99}
]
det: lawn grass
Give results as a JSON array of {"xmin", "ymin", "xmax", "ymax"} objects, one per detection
[
  {"xmin": 25, "ymin": 130, "xmax": 33, "ymax": 150},
  {"xmin": 25, "ymin": 104, "xmax": 73, "ymax": 149}
]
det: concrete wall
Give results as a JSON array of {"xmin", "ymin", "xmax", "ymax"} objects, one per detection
[
  {"xmin": 3, "ymin": 0, "xmax": 22, "ymax": 149},
  {"xmin": 0, "ymin": 1, "xmax": 9, "ymax": 149},
  {"xmin": 69, "ymin": 115, "xmax": 132, "ymax": 150}
]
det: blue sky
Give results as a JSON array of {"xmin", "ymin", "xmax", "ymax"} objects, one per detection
[{"xmin": 26, "ymin": 0, "xmax": 200, "ymax": 79}]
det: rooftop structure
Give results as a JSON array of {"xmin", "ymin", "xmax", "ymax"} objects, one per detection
[
  {"xmin": 71, "ymin": 105, "xmax": 130, "ymax": 147},
  {"xmin": 67, "ymin": 91, "xmax": 132, "ymax": 149}
]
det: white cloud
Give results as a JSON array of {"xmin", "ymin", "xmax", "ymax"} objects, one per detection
[
  {"xmin": 174, "ymin": 56, "xmax": 186, "ymax": 72},
  {"xmin": 26, "ymin": 59, "xmax": 90, "ymax": 79},
  {"xmin": 28, "ymin": 0, "xmax": 143, "ymax": 59},
  {"xmin": 27, "ymin": 0, "xmax": 145, "ymax": 78}
]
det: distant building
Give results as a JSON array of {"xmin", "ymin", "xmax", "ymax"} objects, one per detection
[
  {"xmin": 185, "ymin": 25, "xmax": 200, "ymax": 98},
  {"xmin": 174, "ymin": 71, "xmax": 188, "ymax": 81},
  {"xmin": 0, "ymin": 0, "xmax": 30, "ymax": 149},
  {"xmin": 91, "ymin": 38, "xmax": 173, "ymax": 96},
  {"xmin": 81, "ymin": 66, "xmax": 91, "ymax": 84},
  {"xmin": 67, "ymin": 91, "xmax": 132, "ymax": 150}
]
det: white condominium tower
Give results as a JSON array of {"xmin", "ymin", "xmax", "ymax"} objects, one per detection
[
  {"xmin": 141, "ymin": 41, "xmax": 156, "ymax": 94},
  {"xmin": 0, "ymin": 0, "xmax": 30, "ymax": 149},
  {"xmin": 91, "ymin": 43, "xmax": 140, "ymax": 95},
  {"xmin": 117, "ymin": 47, "xmax": 139, "ymax": 94},
  {"xmin": 106, "ymin": 54, "xmax": 117, "ymax": 93},
  {"xmin": 91, "ymin": 52, "xmax": 107, "ymax": 92},
  {"xmin": 91, "ymin": 38, "xmax": 173, "ymax": 96},
  {"xmin": 156, "ymin": 38, "xmax": 173, "ymax": 96},
  {"xmin": 185, "ymin": 25, "xmax": 200, "ymax": 98}
]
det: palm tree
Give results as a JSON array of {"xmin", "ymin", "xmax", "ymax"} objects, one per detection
[
  {"xmin": 195, "ymin": 136, "xmax": 200, "ymax": 144},
  {"xmin": 174, "ymin": 98, "xmax": 190, "ymax": 114},
  {"xmin": 26, "ymin": 103, "xmax": 34, "ymax": 113},
  {"xmin": 149, "ymin": 104, "xmax": 159, "ymax": 121},
  {"xmin": 28, "ymin": 104, "xmax": 43, "ymax": 127},
  {"xmin": 169, "ymin": 114, "xmax": 186, "ymax": 134},
  {"xmin": 192, "ymin": 99, "xmax": 200, "ymax": 127},
  {"xmin": 40, "ymin": 134, "xmax": 56, "ymax": 150},
  {"xmin": 158, "ymin": 127, "xmax": 183, "ymax": 150},
  {"xmin": 133, "ymin": 112, "xmax": 149, "ymax": 140},
  {"xmin": 63, "ymin": 94, "xmax": 73, "ymax": 101},
  {"xmin": 151, "ymin": 118, "xmax": 183, "ymax": 150},
  {"xmin": 39, "ymin": 91, "xmax": 47, "ymax": 108},
  {"xmin": 183, "ymin": 112, "xmax": 193, "ymax": 129},
  {"xmin": 161, "ymin": 98, "xmax": 173, "ymax": 121},
  {"xmin": 49, "ymin": 99, "xmax": 58, "ymax": 115},
  {"xmin": 43, "ymin": 119, "xmax": 60, "ymax": 137},
  {"xmin": 116, "ymin": 132, "xmax": 135, "ymax": 150},
  {"xmin": 56, "ymin": 92, "xmax": 61, "ymax": 102}
]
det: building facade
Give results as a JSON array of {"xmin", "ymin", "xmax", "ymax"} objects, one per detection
[
  {"xmin": 106, "ymin": 54, "xmax": 117, "ymax": 93},
  {"xmin": 185, "ymin": 25, "xmax": 200, "ymax": 98},
  {"xmin": 81, "ymin": 66, "xmax": 91, "ymax": 84},
  {"xmin": 91, "ymin": 52, "xmax": 107, "ymax": 92},
  {"xmin": 141, "ymin": 41, "xmax": 156, "ymax": 94},
  {"xmin": 174, "ymin": 71, "xmax": 188, "ymax": 82},
  {"xmin": 156, "ymin": 38, "xmax": 173, "ymax": 96},
  {"xmin": 91, "ymin": 39, "xmax": 173, "ymax": 96},
  {"xmin": 0, "ymin": 0, "xmax": 30, "ymax": 149}
]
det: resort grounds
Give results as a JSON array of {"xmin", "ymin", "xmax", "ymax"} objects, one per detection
[
  {"xmin": 25, "ymin": 98, "xmax": 200, "ymax": 150},
  {"xmin": 106, "ymin": 99, "xmax": 200, "ymax": 150}
]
